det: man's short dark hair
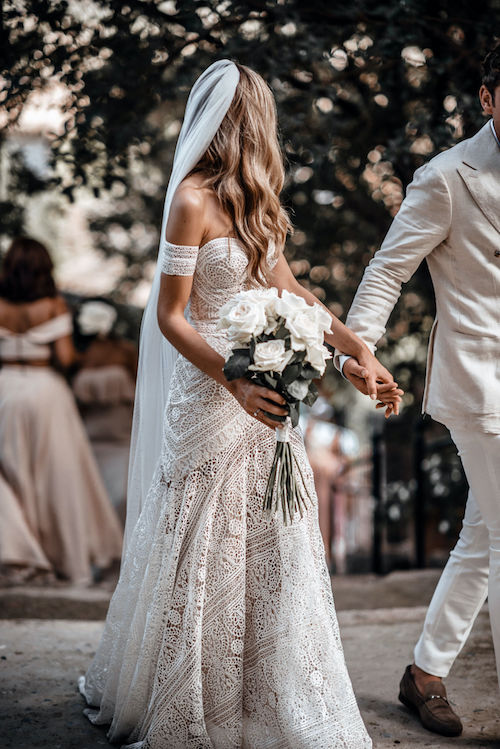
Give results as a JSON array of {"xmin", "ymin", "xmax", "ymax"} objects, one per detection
[{"xmin": 481, "ymin": 42, "xmax": 500, "ymax": 102}]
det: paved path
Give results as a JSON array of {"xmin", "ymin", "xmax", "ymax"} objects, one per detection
[{"xmin": 0, "ymin": 604, "xmax": 497, "ymax": 748}]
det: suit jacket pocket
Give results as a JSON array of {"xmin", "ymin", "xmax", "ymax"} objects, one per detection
[{"xmin": 445, "ymin": 330, "xmax": 499, "ymax": 413}]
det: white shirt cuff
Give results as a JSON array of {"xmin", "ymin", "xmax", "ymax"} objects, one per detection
[{"xmin": 339, "ymin": 355, "xmax": 352, "ymax": 379}]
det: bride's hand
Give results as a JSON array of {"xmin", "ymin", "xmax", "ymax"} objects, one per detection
[
  {"xmin": 343, "ymin": 356, "xmax": 404, "ymax": 418},
  {"xmin": 355, "ymin": 347, "xmax": 395, "ymax": 399},
  {"xmin": 227, "ymin": 377, "xmax": 290, "ymax": 429}
]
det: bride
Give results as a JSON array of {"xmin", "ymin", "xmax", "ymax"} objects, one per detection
[{"xmin": 79, "ymin": 60, "xmax": 400, "ymax": 748}]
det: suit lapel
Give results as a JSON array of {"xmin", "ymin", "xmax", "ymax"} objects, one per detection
[{"xmin": 457, "ymin": 122, "xmax": 500, "ymax": 235}]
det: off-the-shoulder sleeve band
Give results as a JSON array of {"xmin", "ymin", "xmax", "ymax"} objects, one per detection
[{"xmin": 160, "ymin": 239, "xmax": 199, "ymax": 276}]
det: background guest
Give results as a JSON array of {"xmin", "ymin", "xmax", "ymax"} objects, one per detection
[
  {"xmin": 0, "ymin": 237, "xmax": 123, "ymax": 586},
  {"xmin": 301, "ymin": 396, "xmax": 358, "ymax": 573},
  {"xmin": 71, "ymin": 299, "xmax": 138, "ymax": 521}
]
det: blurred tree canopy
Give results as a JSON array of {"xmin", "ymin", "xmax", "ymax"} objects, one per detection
[{"xmin": 1, "ymin": 0, "xmax": 499, "ymax": 399}]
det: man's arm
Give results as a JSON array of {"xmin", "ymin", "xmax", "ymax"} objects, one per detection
[{"xmin": 335, "ymin": 160, "xmax": 452, "ymax": 369}]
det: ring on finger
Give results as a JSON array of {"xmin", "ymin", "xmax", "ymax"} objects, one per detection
[{"xmin": 253, "ymin": 408, "xmax": 260, "ymax": 417}]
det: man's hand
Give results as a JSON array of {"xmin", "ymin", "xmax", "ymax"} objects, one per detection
[{"xmin": 343, "ymin": 357, "xmax": 404, "ymax": 418}]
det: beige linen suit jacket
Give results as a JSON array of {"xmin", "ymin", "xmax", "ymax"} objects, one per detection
[{"xmin": 336, "ymin": 121, "xmax": 500, "ymax": 432}]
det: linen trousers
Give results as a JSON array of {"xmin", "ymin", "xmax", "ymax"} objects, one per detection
[{"xmin": 413, "ymin": 428, "xmax": 500, "ymax": 685}]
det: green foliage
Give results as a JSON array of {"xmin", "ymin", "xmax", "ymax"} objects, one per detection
[
  {"xmin": 280, "ymin": 362, "xmax": 301, "ymax": 384},
  {"xmin": 2, "ymin": 0, "xmax": 499, "ymax": 405},
  {"xmin": 223, "ymin": 347, "xmax": 251, "ymax": 380}
]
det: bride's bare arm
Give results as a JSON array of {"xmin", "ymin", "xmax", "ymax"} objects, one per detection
[
  {"xmin": 157, "ymin": 187, "xmax": 227, "ymax": 387},
  {"xmin": 157, "ymin": 186, "xmax": 289, "ymax": 429}
]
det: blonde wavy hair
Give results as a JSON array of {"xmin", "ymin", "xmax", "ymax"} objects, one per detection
[{"xmin": 192, "ymin": 63, "xmax": 292, "ymax": 284}]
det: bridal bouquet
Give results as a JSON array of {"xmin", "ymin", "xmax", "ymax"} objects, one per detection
[{"xmin": 217, "ymin": 288, "xmax": 333, "ymax": 523}]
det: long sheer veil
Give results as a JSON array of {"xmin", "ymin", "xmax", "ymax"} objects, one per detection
[{"xmin": 124, "ymin": 60, "xmax": 240, "ymax": 554}]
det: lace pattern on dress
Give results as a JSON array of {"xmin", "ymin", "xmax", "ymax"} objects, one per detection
[
  {"xmin": 161, "ymin": 239, "xmax": 199, "ymax": 276},
  {"xmin": 79, "ymin": 235, "xmax": 372, "ymax": 749}
]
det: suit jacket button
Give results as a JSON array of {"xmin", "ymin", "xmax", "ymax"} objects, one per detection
[{"xmin": 495, "ymin": 250, "xmax": 500, "ymax": 257}]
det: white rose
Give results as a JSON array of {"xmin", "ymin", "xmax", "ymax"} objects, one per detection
[
  {"xmin": 312, "ymin": 303, "xmax": 334, "ymax": 334},
  {"xmin": 243, "ymin": 287, "xmax": 280, "ymax": 334},
  {"xmin": 248, "ymin": 340, "xmax": 294, "ymax": 373},
  {"xmin": 217, "ymin": 298, "xmax": 267, "ymax": 342},
  {"xmin": 78, "ymin": 301, "xmax": 117, "ymax": 336},
  {"xmin": 242, "ymin": 286, "xmax": 278, "ymax": 309},
  {"xmin": 274, "ymin": 289, "xmax": 309, "ymax": 322},
  {"xmin": 305, "ymin": 343, "xmax": 332, "ymax": 376},
  {"xmin": 275, "ymin": 292, "xmax": 333, "ymax": 349},
  {"xmin": 286, "ymin": 308, "xmax": 321, "ymax": 351},
  {"xmin": 287, "ymin": 379, "xmax": 310, "ymax": 400}
]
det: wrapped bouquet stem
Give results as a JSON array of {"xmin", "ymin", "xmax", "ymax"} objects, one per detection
[
  {"xmin": 262, "ymin": 415, "xmax": 315, "ymax": 524},
  {"xmin": 218, "ymin": 287, "xmax": 333, "ymax": 524}
]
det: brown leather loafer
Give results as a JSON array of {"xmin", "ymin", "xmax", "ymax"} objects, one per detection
[{"xmin": 398, "ymin": 665, "xmax": 463, "ymax": 737}]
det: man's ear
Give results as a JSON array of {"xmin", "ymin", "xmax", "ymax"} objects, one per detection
[{"xmin": 479, "ymin": 84, "xmax": 494, "ymax": 115}]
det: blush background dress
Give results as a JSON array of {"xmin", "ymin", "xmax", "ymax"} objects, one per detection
[{"xmin": 0, "ymin": 313, "xmax": 123, "ymax": 584}]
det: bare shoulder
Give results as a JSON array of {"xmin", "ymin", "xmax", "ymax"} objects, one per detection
[
  {"xmin": 169, "ymin": 175, "xmax": 206, "ymax": 218},
  {"xmin": 166, "ymin": 177, "xmax": 208, "ymax": 246}
]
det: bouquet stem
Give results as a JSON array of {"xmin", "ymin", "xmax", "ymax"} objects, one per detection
[{"xmin": 262, "ymin": 417, "xmax": 313, "ymax": 524}]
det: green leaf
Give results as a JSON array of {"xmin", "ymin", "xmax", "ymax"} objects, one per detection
[
  {"xmin": 263, "ymin": 372, "xmax": 278, "ymax": 388},
  {"xmin": 273, "ymin": 323, "xmax": 290, "ymax": 340},
  {"xmin": 251, "ymin": 371, "xmax": 280, "ymax": 395},
  {"xmin": 303, "ymin": 382, "xmax": 319, "ymax": 407},
  {"xmin": 280, "ymin": 362, "xmax": 301, "ymax": 385},
  {"xmin": 223, "ymin": 349, "xmax": 251, "ymax": 381},
  {"xmin": 291, "ymin": 350, "xmax": 306, "ymax": 363},
  {"xmin": 300, "ymin": 363, "xmax": 321, "ymax": 380}
]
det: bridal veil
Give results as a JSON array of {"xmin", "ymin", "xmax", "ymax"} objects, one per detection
[{"xmin": 124, "ymin": 60, "xmax": 240, "ymax": 553}]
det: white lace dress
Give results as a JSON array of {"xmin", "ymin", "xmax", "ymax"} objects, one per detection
[{"xmin": 79, "ymin": 237, "xmax": 372, "ymax": 749}]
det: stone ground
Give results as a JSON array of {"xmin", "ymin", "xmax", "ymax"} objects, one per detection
[{"xmin": 0, "ymin": 571, "xmax": 498, "ymax": 749}]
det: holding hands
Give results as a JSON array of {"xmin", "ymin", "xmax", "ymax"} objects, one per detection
[{"xmin": 343, "ymin": 352, "xmax": 403, "ymax": 418}]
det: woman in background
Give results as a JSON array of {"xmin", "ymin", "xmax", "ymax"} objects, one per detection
[
  {"xmin": 0, "ymin": 236, "xmax": 122, "ymax": 586},
  {"xmin": 301, "ymin": 398, "xmax": 349, "ymax": 573},
  {"xmin": 72, "ymin": 298, "xmax": 138, "ymax": 406},
  {"xmin": 72, "ymin": 299, "xmax": 138, "ymax": 522}
]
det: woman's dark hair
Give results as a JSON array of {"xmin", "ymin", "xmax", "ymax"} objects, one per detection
[
  {"xmin": 0, "ymin": 236, "xmax": 57, "ymax": 302},
  {"xmin": 482, "ymin": 43, "xmax": 500, "ymax": 102}
]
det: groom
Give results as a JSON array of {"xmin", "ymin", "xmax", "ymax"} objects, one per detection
[{"xmin": 336, "ymin": 44, "xmax": 500, "ymax": 737}]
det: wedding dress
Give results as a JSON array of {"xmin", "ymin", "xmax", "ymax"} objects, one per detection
[{"xmin": 79, "ymin": 235, "xmax": 372, "ymax": 748}]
